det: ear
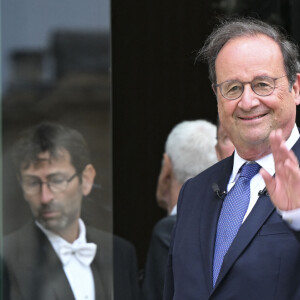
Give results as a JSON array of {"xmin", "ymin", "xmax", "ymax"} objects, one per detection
[
  {"xmin": 212, "ymin": 83, "xmax": 217, "ymax": 96},
  {"xmin": 17, "ymin": 173, "xmax": 30, "ymax": 202},
  {"xmin": 156, "ymin": 153, "xmax": 173, "ymax": 209},
  {"xmin": 292, "ymin": 73, "xmax": 300, "ymax": 105},
  {"xmin": 81, "ymin": 164, "xmax": 96, "ymax": 196}
]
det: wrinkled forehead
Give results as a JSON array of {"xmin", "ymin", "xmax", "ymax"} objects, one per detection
[{"xmin": 215, "ymin": 34, "xmax": 284, "ymax": 83}]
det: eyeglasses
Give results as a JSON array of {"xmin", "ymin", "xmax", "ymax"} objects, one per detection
[
  {"xmin": 21, "ymin": 173, "xmax": 78, "ymax": 195},
  {"xmin": 213, "ymin": 75, "xmax": 287, "ymax": 100}
]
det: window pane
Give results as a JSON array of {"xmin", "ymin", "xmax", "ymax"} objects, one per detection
[{"xmin": 1, "ymin": 1, "xmax": 115, "ymax": 299}]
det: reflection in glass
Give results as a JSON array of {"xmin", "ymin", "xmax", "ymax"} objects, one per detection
[
  {"xmin": 4, "ymin": 122, "xmax": 113, "ymax": 299},
  {"xmin": 2, "ymin": 0, "xmax": 111, "ymax": 234},
  {"xmin": 0, "ymin": 1, "xmax": 138, "ymax": 299}
]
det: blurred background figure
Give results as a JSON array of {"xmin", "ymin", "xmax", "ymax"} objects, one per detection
[
  {"xmin": 215, "ymin": 117, "xmax": 235, "ymax": 161},
  {"xmin": 3, "ymin": 122, "xmax": 139, "ymax": 300},
  {"xmin": 141, "ymin": 119, "xmax": 218, "ymax": 300}
]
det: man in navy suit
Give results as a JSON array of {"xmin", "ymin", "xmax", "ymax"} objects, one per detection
[{"xmin": 164, "ymin": 17, "xmax": 300, "ymax": 300}]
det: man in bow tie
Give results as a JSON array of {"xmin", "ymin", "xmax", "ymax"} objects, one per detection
[
  {"xmin": 164, "ymin": 17, "xmax": 300, "ymax": 300},
  {"xmin": 3, "ymin": 122, "xmax": 140, "ymax": 300}
]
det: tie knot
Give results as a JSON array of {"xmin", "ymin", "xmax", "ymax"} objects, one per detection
[{"xmin": 240, "ymin": 162, "xmax": 261, "ymax": 180}]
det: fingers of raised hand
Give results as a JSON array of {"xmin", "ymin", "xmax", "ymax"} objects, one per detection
[
  {"xmin": 269, "ymin": 129, "xmax": 299, "ymax": 173},
  {"xmin": 260, "ymin": 168, "xmax": 274, "ymax": 193},
  {"xmin": 269, "ymin": 129, "xmax": 289, "ymax": 165}
]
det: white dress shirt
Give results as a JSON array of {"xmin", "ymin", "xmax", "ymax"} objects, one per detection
[
  {"xmin": 229, "ymin": 124, "xmax": 300, "ymax": 228},
  {"xmin": 170, "ymin": 204, "xmax": 177, "ymax": 216},
  {"xmin": 36, "ymin": 219, "xmax": 96, "ymax": 300}
]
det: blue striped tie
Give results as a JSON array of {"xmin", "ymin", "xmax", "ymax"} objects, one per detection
[{"xmin": 213, "ymin": 162, "xmax": 261, "ymax": 286}]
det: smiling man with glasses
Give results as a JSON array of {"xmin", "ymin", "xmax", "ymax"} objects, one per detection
[
  {"xmin": 4, "ymin": 122, "xmax": 140, "ymax": 300},
  {"xmin": 164, "ymin": 17, "xmax": 300, "ymax": 300}
]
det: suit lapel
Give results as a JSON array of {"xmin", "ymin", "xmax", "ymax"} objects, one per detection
[
  {"xmin": 291, "ymin": 134, "xmax": 300, "ymax": 158},
  {"xmin": 45, "ymin": 246, "xmax": 75, "ymax": 300},
  {"xmin": 213, "ymin": 194, "xmax": 275, "ymax": 289},
  {"xmin": 199, "ymin": 156, "xmax": 234, "ymax": 292},
  {"xmin": 86, "ymin": 227, "xmax": 112, "ymax": 299},
  {"xmin": 13, "ymin": 221, "xmax": 74, "ymax": 300},
  {"xmin": 212, "ymin": 135, "xmax": 300, "ymax": 291},
  {"xmin": 33, "ymin": 223, "xmax": 75, "ymax": 300}
]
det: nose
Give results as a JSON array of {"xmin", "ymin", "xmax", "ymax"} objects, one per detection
[
  {"xmin": 237, "ymin": 84, "xmax": 260, "ymax": 111},
  {"xmin": 40, "ymin": 183, "xmax": 54, "ymax": 204}
]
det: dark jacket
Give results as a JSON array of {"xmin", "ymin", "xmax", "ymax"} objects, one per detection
[
  {"xmin": 164, "ymin": 137, "xmax": 300, "ymax": 300},
  {"xmin": 142, "ymin": 215, "xmax": 176, "ymax": 300},
  {"xmin": 4, "ymin": 221, "xmax": 140, "ymax": 300}
]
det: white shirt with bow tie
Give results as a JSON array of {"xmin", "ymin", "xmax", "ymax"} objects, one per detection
[{"xmin": 36, "ymin": 219, "xmax": 97, "ymax": 300}]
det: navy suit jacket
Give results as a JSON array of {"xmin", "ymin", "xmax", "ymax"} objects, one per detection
[
  {"xmin": 4, "ymin": 221, "xmax": 140, "ymax": 300},
  {"xmin": 164, "ymin": 137, "xmax": 300, "ymax": 300},
  {"xmin": 142, "ymin": 215, "xmax": 176, "ymax": 300}
]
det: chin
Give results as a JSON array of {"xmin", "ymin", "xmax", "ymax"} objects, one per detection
[
  {"xmin": 241, "ymin": 131, "xmax": 270, "ymax": 145},
  {"xmin": 40, "ymin": 218, "xmax": 64, "ymax": 232}
]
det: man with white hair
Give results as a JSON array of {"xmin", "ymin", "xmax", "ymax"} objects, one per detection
[{"xmin": 141, "ymin": 120, "xmax": 218, "ymax": 300}]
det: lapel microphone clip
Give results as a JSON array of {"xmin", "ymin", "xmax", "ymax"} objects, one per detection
[
  {"xmin": 212, "ymin": 183, "xmax": 227, "ymax": 200},
  {"xmin": 258, "ymin": 187, "xmax": 269, "ymax": 196}
]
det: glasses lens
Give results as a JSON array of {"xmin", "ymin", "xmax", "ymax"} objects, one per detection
[
  {"xmin": 48, "ymin": 177, "xmax": 68, "ymax": 193},
  {"xmin": 252, "ymin": 77, "xmax": 275, "ymax": 96},
  {"xmin": 22, "ymin": 179, "xmax": 41, "ymax": 195},
  {"xmin": 22, "ymin": 174, "xmax": 76, "ymax": 195},
  {"xmin": 220, "ymin": 80, "xmax": 243, "ymax": 100}
]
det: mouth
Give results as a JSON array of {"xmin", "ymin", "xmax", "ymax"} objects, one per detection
[
  {"xmin": 239, "ymin": 113, "xmax": 268, "ymax": 121},
  {"xmin": 39, "ymin": 209, "xmax": 60, "ymax": 219}
]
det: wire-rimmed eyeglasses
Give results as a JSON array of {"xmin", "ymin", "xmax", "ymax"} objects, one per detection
[
  {"xmin": 21, "ymin": 173, "xmax": 79, "ymax": 195},
  {"xmin": 213, "ymin": 75, "xmax": 287, "ymax": 100}
]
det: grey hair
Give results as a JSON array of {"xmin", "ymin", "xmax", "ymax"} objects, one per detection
[
  {"xmin": 197, "ymin": 17, "xmax": 300, "ymax": 89},
  {"xmin": 165, "ymin": 120, "xmax": 218, "ymax": 184}
]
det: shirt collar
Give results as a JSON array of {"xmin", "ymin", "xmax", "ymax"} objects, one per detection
[
  {"xmin": 169, "ymin": 204, "xmax": 177, "ymax": 216},
  {"xmin": 230, "ymin": 124, "xmax": 299, "ymax": 182}
]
